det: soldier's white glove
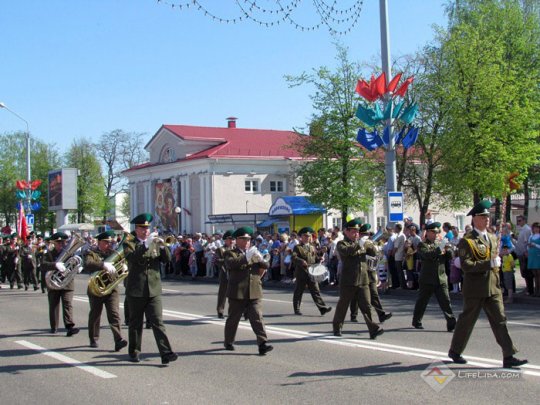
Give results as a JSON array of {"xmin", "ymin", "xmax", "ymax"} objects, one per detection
[
  {"xmin": 55, "ymin": 262, "xmax": 67, "ymax": 273},
  {"xmin": 77, "ymin": 266, "xmax": 83, "ymax": 274},
  {"xmin": 103, "ymin": 262, "xmax": 116, "ymax": 274},
  {"xmin": 122, "ymin": 263, "xmax": 128, "ymax": 272},
  {"xmin": 491, "ymin": 256, "xmax": 501, "ymax": 268}
]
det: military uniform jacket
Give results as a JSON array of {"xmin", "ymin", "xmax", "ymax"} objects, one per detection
[
  {"xmin": 215, "ymin": 245, "xmax": 232, "ymax": 274},
  {"xmin": 3, "ymin": 245, "xmax": 18, "ymax": 271},
  {"xmin": 337, "ymin": 236, "xmax": 368, "ymax": 286},
  {"xmin": 123, "ymin": 237, "xmax": 171, "ymax": 298},
  {"xmin": 458, "ymin": 230, "xmax": 501, "ymax": 298},
  {"xmin": 19, "ymin": 245, "xmax": 37, "ymax": 270},
  {"xmin": 292, "ymin": 243, "xmax": 317, "ymax": 274},
  {"xmin": 42, "ymin": 248, "xmax": 75, "ymax": 291},
  {"xmin": 418, "ymin": 240, "xmax": 452, "ymax": 285},
  {"xmin": 83, "ymin": 248, "xmax": 108, "ymax": 273},
  {"xmin": 225, "ymin": 247, "xmax": 267, "ymax": 300}
]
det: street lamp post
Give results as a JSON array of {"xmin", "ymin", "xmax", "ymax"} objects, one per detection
[
  {"xmin": 174, "ymin": 206, "xmax": 182, "ymax": 235},
  {"xmin": 0, "ymin": 102, "xmax": 32, "ymax": 212}
]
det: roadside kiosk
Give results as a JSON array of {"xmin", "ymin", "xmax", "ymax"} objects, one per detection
[{"xmin": 258, "ymin": 196, "xmax": 326, "ymax": 234}]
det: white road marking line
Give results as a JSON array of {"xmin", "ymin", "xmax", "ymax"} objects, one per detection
[
  {"xmin": 73, "ymin": 296, "xmax": 540, "ymax": 377},
  {"xmin": 162, "ymin": 288, "xmax": 180, "ymax": 293},
  {"xmin": 508, "ymin": 321, "xmax": 540, "ymax": 328},
  {"xmin": 15, "ymin": 340, "xmax": 116, "ymax": 379}
]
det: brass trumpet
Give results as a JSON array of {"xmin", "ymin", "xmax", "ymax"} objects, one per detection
[{"xmin": 88, "ymin": 232, "xmax": 134, "ymax": 297}]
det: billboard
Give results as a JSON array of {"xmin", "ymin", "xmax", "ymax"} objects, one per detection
[{"xmin": 48, "ymin": 168, "xmax": 78, "ymax": 211}]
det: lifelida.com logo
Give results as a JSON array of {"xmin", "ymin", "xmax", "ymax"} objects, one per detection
[{"xmin": 421, "ymin": 361, "xmax": 456, "ymax": 392}]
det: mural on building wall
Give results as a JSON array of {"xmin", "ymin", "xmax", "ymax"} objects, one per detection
[{"xmin": 155, "ymin": 181, "xmax": 177, "ymax": 233}]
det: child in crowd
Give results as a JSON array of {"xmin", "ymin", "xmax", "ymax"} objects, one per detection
[
  {"xmin": 502, "ymin": 245, "xmax": 516, "ymax": 304},
  {"xmin": 270, "ymin": 248, "xmax": 281, "ymax": 281},
  {"xmin": 283, "ymin": 248, "xmax": 293, "ymax": 283},
  {"xmin": 449, "ymin": 251, "xmax": 462, "ymax": 293},
  {"xmin": 404, "ymin": 240, "xmax": 416, "ymax": 289},
  {"xmin": 188, "ymin": 246, "xmax": 197, "ymax": 281},
  {"xmin": 377, "ymin": 251, "xmax": 389, "ymax": 294}
]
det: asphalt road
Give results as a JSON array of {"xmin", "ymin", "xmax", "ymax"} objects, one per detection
[{"xmin": 1, "ymin": 276, "xmax": 539, "ymax": 404}]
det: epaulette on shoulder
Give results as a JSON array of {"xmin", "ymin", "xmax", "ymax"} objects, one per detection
[{"xmin": 463, "ymin": 231, "xmax": 474, "ymax": 240}]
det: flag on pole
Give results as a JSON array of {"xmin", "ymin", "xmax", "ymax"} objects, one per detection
[{"xmin": 18, "ymin": 204, "xmax": 28, "ymax": 242}]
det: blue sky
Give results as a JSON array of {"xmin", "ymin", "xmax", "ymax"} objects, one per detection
[{"xmin": 0, "ymin": 1, "xmax": 448, "ymax": 154}]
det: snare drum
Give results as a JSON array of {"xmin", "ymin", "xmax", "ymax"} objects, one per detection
[{"xmin": 308, "ymin": 263, "xmax": 329, "ymax": 283}]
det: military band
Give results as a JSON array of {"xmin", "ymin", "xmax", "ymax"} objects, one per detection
[
  {"xmin": 1, "ymin": 208, "xmax": 529, "ymax": 371},
  {"xmin": 83, "ymin": 230, "xmax": 127, "ymax": 351},
  {"xmin": 292, "ymin": 227, "xmax": 332, "ymax": 316},
  {"xmin": 41, "ymin": 232, "xmax": 80, "ymax": 336},
  {"xmin": 223, "ymin": 227, "xmax": 273, "ymax": 355}
]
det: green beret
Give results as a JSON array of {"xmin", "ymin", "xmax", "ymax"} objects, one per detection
[
  {"xmin": 131, "ymin": 213, "xmax": 153, "ymax": 227},
  {"xmin": 298, "ymin": 226, "xmax": 314, "ymax": 235},
  {"xmin": 50, "ymin": 232, "xmax": 69, "ymax": 241},
  {"xmin": 97, "ymin": 230, "xmax": 116, "ymax": 242},
  {"xmin": 359, "ymin": 223, "xmax": 371, "ymax": 233},
  {"xmin": 223, "ymin": 230, "xmax": 234, "ymax": 239},
  {"xmin": 426, "ymin": 222, "xmax": 441, "ymax": 232},
  {"xmin": 232, "ymin": 226, "xmax": 253, "ymax": 239},
  {"xmin": 345, "ymin": 218, "xmax": 363, "ymax": 229},
  {"xmin": 467, "ymin": 200, "xmax": 492, "ymax": 216},
  {"xmin": 11, "ymin": 232, "xmax": 17, "ymax": 238}
]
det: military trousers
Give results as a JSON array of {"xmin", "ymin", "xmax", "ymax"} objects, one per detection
[
  {"xmin": 350, "ymin": 279, "xmax": 386, "ymax": 322},
  {"xmin": 48, "ymin": 289, "xmax": 75, "ymax": 330},
  {"xmin": 412, "ymin": 283, "xmax": 454, "ymax": 325},
  {"xmin": 22, "ymin": 265, "xmax": 38, "ymax": 288},
  {"xmin": 225, "ymin": 298, "xmax": 267, "ymax": 346},
  {"xmin": 333, "ymin": 284, "xmax": 379, "ymax": 334},
  {"xmin": 293, "ymin": 271, "xmax": 327, "ymax": 312},
  {"xmin": 216, "ymin": 269, "xmax": 228, "ymax": 316},
  {"xmin": 450, "ymin": 293, "xmax": 517, "ymax": 358},
  {"xmin": 7, "ymin": 265, "xmax": 23, "ymax": 288},
  {"xmin": 87, "ymin": 287, "xmax": 123, "ymax": 344},
  {"xmin": 127, "ymin": 295, "xmax": 174, "ymax": 357}
]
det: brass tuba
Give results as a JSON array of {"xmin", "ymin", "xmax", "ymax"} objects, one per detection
[
  {"xmin": 88, "ymin": 232, "xmax": 134, "ymax": 297},
  {"xmin": 45, "ymin": 234, "xmax": 85, "ymax": 290}
]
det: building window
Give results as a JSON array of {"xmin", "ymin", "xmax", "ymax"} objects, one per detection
[
  {"xmin": 377, "ymin": 216, "xmax": 386, "ymax": 231},
  {"xmin": 332, "ymin": 217, "xmax": 342, "ymax": 230},
  {"xmin": 245, "ymin": 180, "xmax": 259, "ymax": 193},
  {"xmin": 455, "ymin": 215, "xmax": 465, "ymax": 232},
  {"xmin": 270, "ymin": 180, "xmax": 284, "ymax": 193}
]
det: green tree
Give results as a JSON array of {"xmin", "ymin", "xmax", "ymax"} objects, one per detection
[
  {"xmin": 285, "ymin": 44, "xmax": 382, "ymax": 224},
  {"xmin": 64, "ymin": 139, "xmax": 106, "ymax": 223},
  {"xmin": 439, "ymin": 0, "xmax": 540, "ymax": 204}
]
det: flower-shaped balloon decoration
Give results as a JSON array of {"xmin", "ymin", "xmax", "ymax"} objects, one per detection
[{"xmin": 355, "ymin": 72, "xmax": 419, "ymax": 151}]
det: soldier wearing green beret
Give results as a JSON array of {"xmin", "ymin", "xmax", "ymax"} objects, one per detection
[
  {"xmin": 411, "ymin": 222, "xmax": 456, "ymax": 331},
  {"xmin": 123, "ymin": 213, "xmax": 177, "ymax": 364},
  {"xmin": 350, "ymin": 223, "xmax": 393, "ymax": 324},
  {"xmin": 292, "ymin": 226, "xmax": 332, "ymax": 316},
  {"xmin": 4, "ymin": 235, "xmax": 23, "ymax": 289},
  {"xmin": 84, "ymin": 230, "xmax": 127, "ymax": 351},
  {"xmin": 20, "ymin": 236, "xmax": 39, "ymax": 291},
  {"xmin": 41, "ymin": 232, "xmax": 79, "ymax": 336},
  {"xmin": 216, "ymin": 230, "xmax": 235, "ymax": 319},
  {"xmin": 223, "ymin": 227, "xmax": 273, "ymax": 355},
  {"xmin": 448, "ymin": 200, "xmax": 527, "ymax": 368},
  {"xmin": 332, "ymin": 219, "xmax": 384, "ymax": 339}
]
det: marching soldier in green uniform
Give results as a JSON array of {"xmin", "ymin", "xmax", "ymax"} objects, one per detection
[
  {"xmin": 223, "ymin": 227, "xmax": 273, "ymax": 355},
  {"xmin": 41, "ymin": 232, "xmax": 80, "ymax": 336},
  {"xmin": 216, "ymin": 230, "xmax": 234, "ymax": 319},
  {"xmin": 19, "ymin": 237, "xmax": 39, "ymax": 291},
  {"xmin": 84, "ymin": 230, "xmax": 127, "ymax": 351},
  {"xmin": 411, "ymin": 222, "xmax": 456, "ymax": 331},
  {"xmin": 292, "ymin": 227, "xmax": 332, "ymax": 316},
  {"xmin": 332, "ymin": 219, "xmax": 383, "ymax": 339},
  {"xmin": 123, "ymin": 213, "xmax": 177, "ymax": 365},
  {"xmin": 5, "ymin": 234, "xmax": 23, "ymax": 289},
  {"xmin": 350, "ymin": 224, "xmax": 392, "ymax": 324},
  {"xmin": 448, "ymin": 200, "xmax": 527, "ymax": 368}
]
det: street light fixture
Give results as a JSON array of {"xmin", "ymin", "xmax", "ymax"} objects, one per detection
[
  {"xmin": 0, "ymin": 102, "xmax": 32, "ymax": 212},
  {"xmin": 174, "ymin": 206, "xmax": 182, "ymax": 235}
]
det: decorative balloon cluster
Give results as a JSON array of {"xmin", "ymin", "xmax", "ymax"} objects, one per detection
[
  {"xmin": 15, "ymin": 179, "xmax": 42, "ymax": 211},
  {"xmin": 355, "ymin": 72, "xmax": 419, "ymax": 151}
]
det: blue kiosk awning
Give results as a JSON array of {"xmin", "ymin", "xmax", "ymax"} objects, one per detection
[{"xmin": 268, "ymin": 196, "xmax": 326, "ymax": 216}]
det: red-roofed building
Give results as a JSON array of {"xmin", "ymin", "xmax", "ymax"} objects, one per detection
[{"xmin": 123, "ymin": 118, "xmax": 309, "ymax": 234}]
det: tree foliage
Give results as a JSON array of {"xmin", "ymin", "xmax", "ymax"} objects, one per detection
[
  {"xmin": 64, "ymin": 139, "xmax": 106, "ymax": 223},
  {"xmin": 285, "ymin": 44, "xmax": 382, "ymax": 223}
]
